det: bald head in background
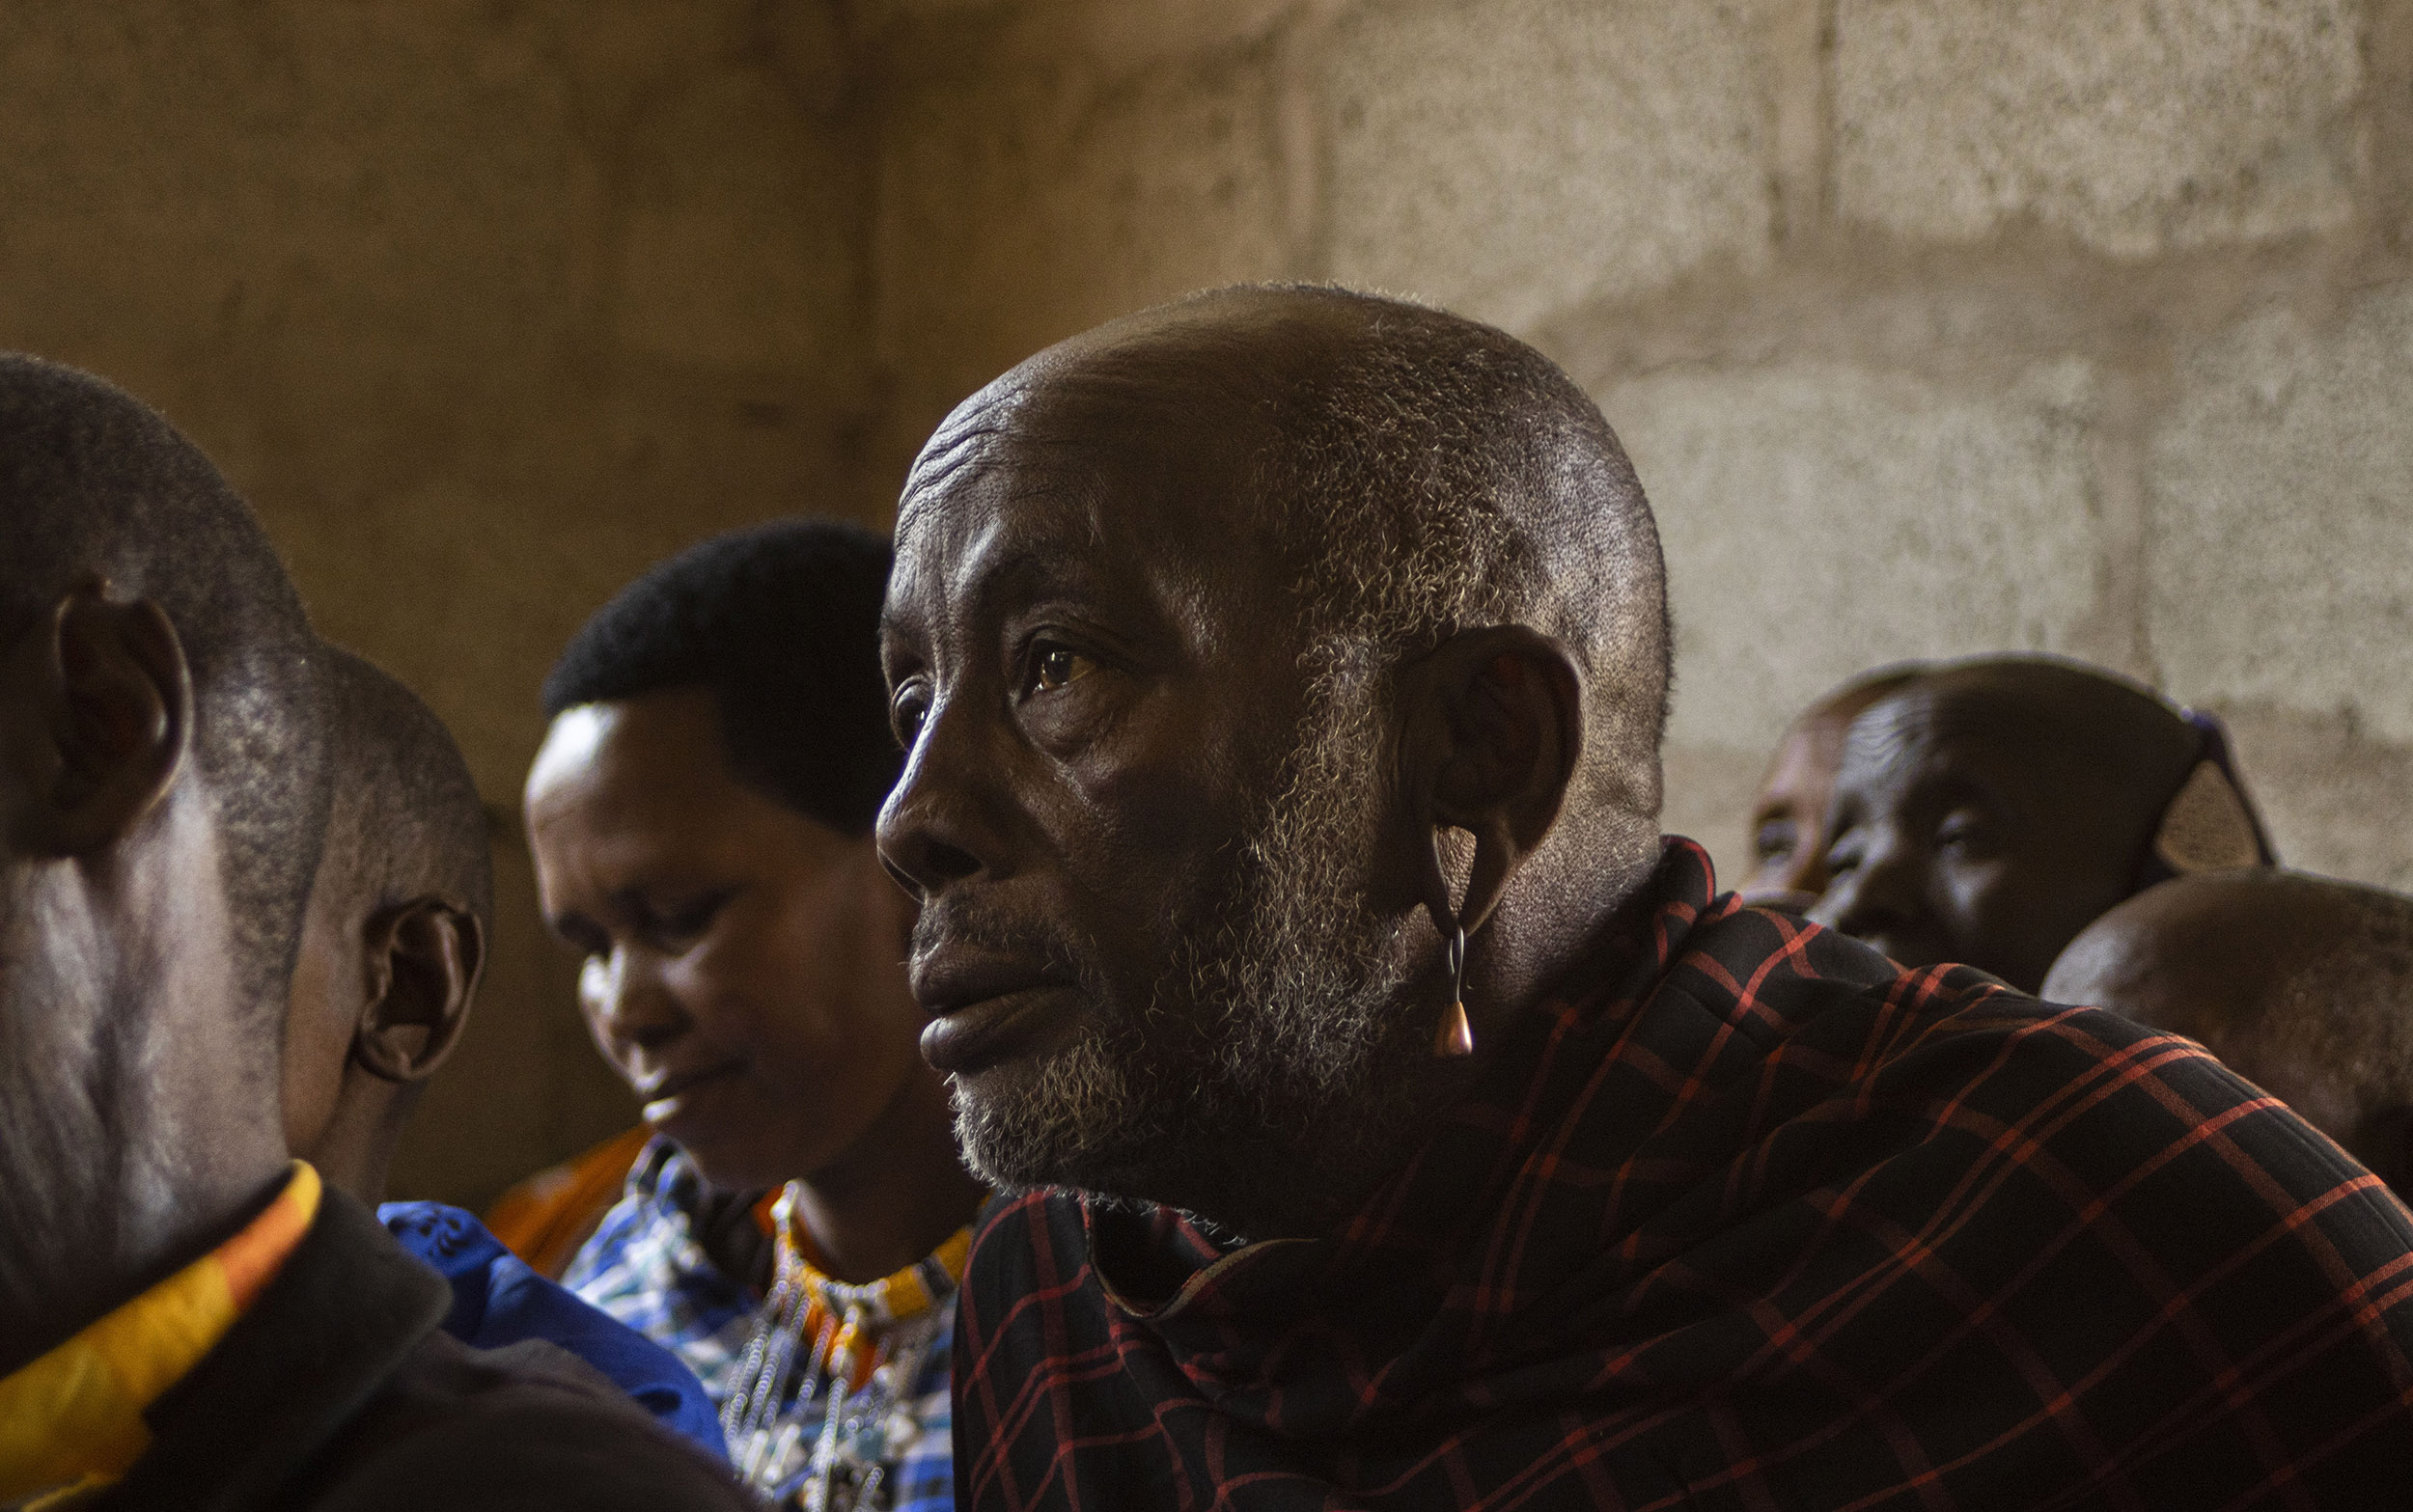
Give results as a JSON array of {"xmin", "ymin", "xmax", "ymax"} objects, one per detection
[
  {"xmin": 1738, "ymin": 664, "xmax": 1925, "ymax": 910},
  {"xmin": 285, "ymin": 645, "xmax": 493, "ymax": 1205},
  {"xmin": 1809, "ymin": 656, "xmax": 2267, "ymax": 993},
  {"xmin": 2046, "ymin": 871, "xmax": 2413, "ymax": 1197}
]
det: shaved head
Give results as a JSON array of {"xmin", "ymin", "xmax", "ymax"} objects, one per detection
[
  {"xmin": 0, "ymin": 355, "xmax": 328, "ymax": 1037},
  {"xmin": 283, "ymin": 646, "xmax": 489, "ymax": 1200},
  {"xmin": 2045, "ymin": 871, "xmax": 2413, "ymax": 1194},
  {"xmin": 1867, "ymin": 659, "xmax": 2196, "ymax": 804},
  {"xmin": 321, "ymin": 647, "xmax": 491, "ymax": 935},
  {"xmin": 0, "ymin": 354, "xmax": 326, "ymax": 1370}
]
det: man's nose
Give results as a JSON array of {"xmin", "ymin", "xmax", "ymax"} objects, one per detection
[
  {"xmin": 876, "ymin": 696, "xmax": 1003, "ymax": 900},
  {"xmin": 581, "ymin": 947, "xmax": 686, "ymax": 1054},
  {"xmin": 1814, "ymin": 841, "xmax": 1923, "ymax": 945},
  {"xmin": 1779, "ymin": 842, "xmax": 1833, "ymax": 900}
]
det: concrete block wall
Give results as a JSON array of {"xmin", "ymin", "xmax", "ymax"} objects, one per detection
[{"xmin": 852, "ymin": 0, "xmax": 2413, "ymax": 896}]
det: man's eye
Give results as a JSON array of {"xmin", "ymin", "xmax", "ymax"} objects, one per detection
[
  {"xmin": 1935, "ymin": 811, "xmax": 1988, "ymax": 852},
  {"xmin": 892, "ymin": 683, "xmax": 931, "ymax": 744},
  {"xmin": 1033, "ymin": 645, "xmax": 1099, "ymax": 692}
]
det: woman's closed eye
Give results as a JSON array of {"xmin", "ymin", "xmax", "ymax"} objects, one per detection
[{"xmin": 637, "ymin": 889, "xmax": 736, "ymax": 949}]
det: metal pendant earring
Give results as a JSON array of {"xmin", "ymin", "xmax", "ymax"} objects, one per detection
[{"xmin": 1434, "ymin": 917, "xmax": 1474, "ymax": 1058}]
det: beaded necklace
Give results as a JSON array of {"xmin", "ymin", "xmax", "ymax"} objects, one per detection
[{"xmin": 720, "ymin": 1185, "xmax": 975, "ymax": 1510}]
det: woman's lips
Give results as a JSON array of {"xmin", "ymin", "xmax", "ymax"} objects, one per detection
[
  {"xmin": 639, "ymin": 1059, "xmax": 747, "ymax": 1128},
  {"xmin": 919, "ymin": 983, "xmax": 1075, "ymax": 1076}
]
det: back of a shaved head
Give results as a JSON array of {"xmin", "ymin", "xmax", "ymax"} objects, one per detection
[
  {"xmin": 914, "ymin": 284, "xmax": 1672, "ymax": 822},
  {"xmin": 324, "ymin": 646, "xmax": 492, "ymax": 934},
  {"xmin": 0, "ymin": 355, "xmax": 329, "ymax": 1023},
  {"xmin": 2046, "ymin": 870, "xmax": 2413, "ymax": 1190}
]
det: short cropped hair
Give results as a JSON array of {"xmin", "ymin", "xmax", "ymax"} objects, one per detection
[
  {"xmin": 0, "ymin": 355, "xmax": 329, "ymax": 1031},
  {"xmin": 324, "ymin": 647, "xmax": 493, "ymax": 933},
  {"xmin": 1238, "ymin": 286, "xmax": 1671, "ymax": 818},
  {"xmin": 541, "ymin": 520, "xmax": 901, "ymax": 835}
]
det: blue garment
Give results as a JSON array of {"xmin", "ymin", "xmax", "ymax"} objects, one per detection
[{"xmin": 380, "ymin": 1200, "xmax": 728, "ymax": 1461}]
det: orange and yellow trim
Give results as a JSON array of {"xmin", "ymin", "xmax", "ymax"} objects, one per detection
[{"xmin": 0, "ymin": 1163, "xmax": 321, "ymax": 1507}]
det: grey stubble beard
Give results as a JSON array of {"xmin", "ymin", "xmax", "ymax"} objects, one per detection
[{"xmin": 950, "ymin": 640, "xmax": 1437, "ymax": 1236}]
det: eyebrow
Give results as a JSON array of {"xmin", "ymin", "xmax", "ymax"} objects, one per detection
[{"xmin": 879, "ymin": 533, "xmax": 1115, "ymax": 647}]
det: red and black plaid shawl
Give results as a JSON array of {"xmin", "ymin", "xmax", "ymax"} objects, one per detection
[{"xmin": 953, "ymin": 839, "xmax": 2413, "ymax": 1510}]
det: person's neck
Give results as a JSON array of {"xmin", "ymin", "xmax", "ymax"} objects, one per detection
[
  {"xmin": 0, "ymin": 1142, "xmax": 289, "ymax": 1378},
  {"xmin": 1150, "ymin": 1051, "xmax": 1481, "ymax": 1244},
  {"xmin": 790, "ymin": 1071, "xmax": 986, "ymax": 1284},
  {"xmin": 305, "ymin": 1067, "xmax": 411, "ymax": 1206},
  {"xmin": 1143, "ymin": 837, "xmax": 1667, "ymax": 1244}
]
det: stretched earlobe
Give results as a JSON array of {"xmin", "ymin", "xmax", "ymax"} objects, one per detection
[
  {"xmin": 352, "ymin": 898, "xmax": 484, "ymax": 1084},
  {"xmin": 1403, "ymin": 625, "xmax": 1584, "ymax": 1059},
  {"xmin": 12, "ymin": 584, "xmax": 191, "ymax": 857}
]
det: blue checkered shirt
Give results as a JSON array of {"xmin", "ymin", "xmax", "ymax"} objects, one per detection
[{"xmin": 564, "ymin": 1138, "xmax": 957, "ymax": 1510}]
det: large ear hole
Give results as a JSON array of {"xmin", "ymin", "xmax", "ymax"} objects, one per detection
[{"xmin": 1401, "ymin": 626, "xmax": 1583, "ymax": 942}]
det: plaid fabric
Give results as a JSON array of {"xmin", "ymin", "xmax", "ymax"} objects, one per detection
[
  {"xmin": 954, "ymin": 838, "xmax": 2413, "ymax": 1510},
  {"xmin": 565, "ymin": 1139, "xmax": 958, "ymax": 1510}
]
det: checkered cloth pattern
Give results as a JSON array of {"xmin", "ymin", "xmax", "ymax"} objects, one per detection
[
  {"xmin": 565, "ymin": 1139, "xmax": 958, "ymax": 1510},
  {"xmin": 953, "ymin": 838, "xmax": 2413, "ymax": 1510}
]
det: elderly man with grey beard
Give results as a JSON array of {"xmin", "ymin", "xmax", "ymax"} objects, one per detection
[{"xmin": 875, "ymin": 286, "xmax": 2413, "ymax": 1511}]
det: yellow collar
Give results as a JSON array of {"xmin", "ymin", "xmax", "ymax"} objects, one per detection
[{"xmin": 0, "ymin": 1163, "xmax": 322, "ymax": 1508}]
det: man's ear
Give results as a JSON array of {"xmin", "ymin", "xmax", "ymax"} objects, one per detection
[
  {"xmin": 1398, "ymin": 624, "xmax": 1583, "ymax": 935},
  {"xmin": 11, "ymin": 582, "xmax": 191, "ymax": 857},
  {"xmin": 351, "ymin": 897, "xmax": 485, "ymax": 1084}
]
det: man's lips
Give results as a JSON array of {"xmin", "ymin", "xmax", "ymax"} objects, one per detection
[{"xmin": 913, "ymin": 955, "xmax": 1074, "ymax": 1075}]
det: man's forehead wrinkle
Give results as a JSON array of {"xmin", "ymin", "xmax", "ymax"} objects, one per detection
[
  {"xmin": 1853, "ymin": 685, "xmax": 2093, "ymax": 791},
  {"xmin": 900, "ymin": 421, "xmax": 1031, "ymax": 536},
  {"xmin": 958, "ymin": 380, "xmax": 1288, "ymax": 639},
  {"xmin": 1840, "ymin": 697, "xmax": 1939, "ymax": 791}
]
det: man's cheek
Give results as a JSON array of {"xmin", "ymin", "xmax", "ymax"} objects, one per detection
[
  {"xmin": 1078, "ymin": 767, "xmax": 1234, "ymax": 874},
  {"xmin": 1943, "ymin": 861, "xmax": 2020, "ymax": 955}
]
